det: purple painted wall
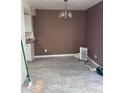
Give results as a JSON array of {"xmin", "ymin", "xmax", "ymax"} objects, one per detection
[
  {"xmin": 86, "ymin": 2, "xmax": 103, "ymax": 65},
  {"xmin": 33, "ymin": 10, "xmax": 86, "ymax": 55}
]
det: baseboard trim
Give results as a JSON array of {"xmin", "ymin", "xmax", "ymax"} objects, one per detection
[
  {"xmin": 34, "ymin": 55, "xmax": 100, "ymax": 67},
  {"xmin": 34, "ymin": 54, "xmax": 76, "ymax": 58},
  {"xmin": 87, "ymin": 56, "xmax": 100, "ymax": 67}
]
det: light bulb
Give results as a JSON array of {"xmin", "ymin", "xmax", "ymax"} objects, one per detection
[
  {"xmin": 68, "ymin": 11, "xmax": 72, "ymax": 18},
  {"xmin": 61, "ymin": 11, "xmax": 64, "ymax": 17}
]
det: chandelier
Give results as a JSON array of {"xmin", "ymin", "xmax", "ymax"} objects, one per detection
[{"xmin": 58, "ymin": 0, "xmax": 72, "ymax": 19}]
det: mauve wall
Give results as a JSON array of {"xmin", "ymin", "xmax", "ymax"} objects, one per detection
[
  {"xmin": 33, "ymin": 10, "xmax": 86, "ymax": 55},
  {"xmin": 86, "ymin": 2, "xmax": 103, "ymax": 65}
]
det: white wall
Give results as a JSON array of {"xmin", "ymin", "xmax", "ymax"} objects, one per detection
[
  {"xmin": 21, "ymin": 0, "xmax": 32, "ymax": 85},
  {"xmin": 24, "ymin": 13, "xmax": 35, "ymax": 62},
  {"xmin": 26, "ymin": 44, "xmax": 34, "ymax": 61},
  {"xmin": 24, "ymin": 15, "xmax": 32, "ymax": 32},
  {"xmin": 24, "ymin": 14, "xmax": 34, "ymax": 61}
]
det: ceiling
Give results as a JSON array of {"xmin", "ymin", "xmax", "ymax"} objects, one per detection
[{"xmin": 30, "ymin": 0, "xmax": 102, "ymax": 10}]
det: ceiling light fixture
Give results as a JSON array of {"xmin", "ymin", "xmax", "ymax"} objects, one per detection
[{"xmin": 58, "ymin": 0, "xmax": 72, "ymax": 19}]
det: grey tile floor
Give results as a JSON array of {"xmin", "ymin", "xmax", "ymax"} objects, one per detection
[{"xmin": 22, "ymin": 56, "xmax": 103, "ymax": 93}]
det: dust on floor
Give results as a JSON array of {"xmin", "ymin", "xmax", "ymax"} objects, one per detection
[{"xmin": 22, "ymin": 56, "xmax": 103, "ymax": 93}]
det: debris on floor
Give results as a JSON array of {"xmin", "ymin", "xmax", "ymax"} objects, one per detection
[
  {"xmin": 22, "ymin": 80, "xmax": 45, "ymax": 93},
  {"xmin": 22, "ymin": 56, "xmax": 103, "ymax": 93},
  {"xmin": 31, "ymin": 80, "xmax": 45, "ymax": 93},
  {"xmin": 84, "ymin": 61, "xmax": 98, "ymax": 72},
  {"xmin": 96, "ymin": 66, "xmax": 103, "ymax": 76}
]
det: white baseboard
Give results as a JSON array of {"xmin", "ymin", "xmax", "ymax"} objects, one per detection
[
  {"xmin": 34, "ymin": 54, "xmax": 100, "ymax": 67},
  {"xmin": 34, "ymin": 54, "xmax": 75, "ymax": 58},
  {"xmin": 87, "ymin": 56, "xmax": 100, "ymax": 67},
  {"xmin": 85, "ymin": 64, "xmax": 97, "ymax": 72}
]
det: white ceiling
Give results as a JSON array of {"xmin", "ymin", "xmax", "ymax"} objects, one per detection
[{"xmin": 29, "ymin": 0, "xmax": 102, "ymax": 10}]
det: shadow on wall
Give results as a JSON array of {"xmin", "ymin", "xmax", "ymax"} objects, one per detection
[{"xmin": 86, "ymin": 2, "xmax": 103, "ymax": 66}]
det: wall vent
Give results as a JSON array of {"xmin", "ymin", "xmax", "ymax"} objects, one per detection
[{"xmin": 80, "ymin": 47, "xmax": 88, "ymax": 61}]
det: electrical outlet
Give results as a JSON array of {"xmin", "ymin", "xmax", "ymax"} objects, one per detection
[
  {"xmin": 44, "ymin": 49, "xmax": 47, "ymax": 53},
  {"xmin": 94, "ymin": 54, "xmax": 97, "ymax": 59}
]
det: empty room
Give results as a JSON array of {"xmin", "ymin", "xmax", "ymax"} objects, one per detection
[{"xmin": 21, "ymin": 0, "xmax": 103, "ymax": 93}]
